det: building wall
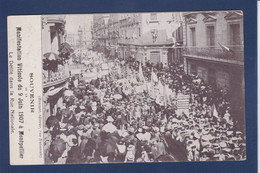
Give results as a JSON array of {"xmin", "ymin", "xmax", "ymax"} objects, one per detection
[
  {"xmin": 107, "ymin": 14, "xmax": 120, "ymax": 46},
  {"xmin": 117, "ymin": 12, "xmax": 182, "ymax": 65},
  {"xmin": 185, "ymin": 57, "xmax": 244, "ymax": 111},
  {"xmin": 92, "ymin": 14, "xmax": 110, "ymax": 52},
  {"xmin": 42, "ymin": 23, "xmax": 52, "ymax": 55},
  {"xmin": 92, "ymin": 12, "xmax": 184, "ymax": 65},
  {"xmin": 118, "ymin": 13, "xmax": 142, "ymax": 42},
  {"xmin": 186, "ymin": 56, "xmax": 244, "ymax": 93},
  {"xmin": 42, "ymin": 16, "xmax": 65, "ymax": 54},
  {"xmin": 182, "ymin": 11, "xmax": 244, "ymax": 120},
  {"xmin": 42, "ymin": 23, "xmax": 61, "ymax": 54},
  {"xmin": 140, "ymin": 13, "xmax": 181, "ymax": 41},
  {"xmin": 185, "ymin": 11, "xmax": 243, "ymax": 47},
  {"xmin": 42, "ymin": 16, "xmax": 68, "ymax": 121},
  {"xmin": 187, "ymin": 58, "xmax": 243, "ymax": 88},
  {"xmin": 183, "ymin": 11, "xmax": 244, "ymax": 90}
]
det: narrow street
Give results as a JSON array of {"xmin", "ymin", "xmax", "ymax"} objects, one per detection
[{"xmin": 42, "ymin": 12, "xmax": 246, "ymax": 164}]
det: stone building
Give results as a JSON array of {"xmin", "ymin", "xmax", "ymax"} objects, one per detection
[
  {"xmin": 117, "ymin": 12, "xmax": 181, "ymax": 66},
  {"xmin": 107, "ymin": 14, "xmax": 120, "ymax": 52},
  {"xmin": 182, "ymin": 11, "xmax": 244, "ymax": 123},
  {"xmin": 91, "ymin": 14, "xmax": 110, "ymax": 53},
  {"xmin": 66, "ymin": 25, "xmax": 92, "ymax": 49},
  {"xmin": 42, "ymin": 16, "xmax": 66, "ymax": 55},
  {"xmin": 92, "ymin": 12, "xmax": 183, "ymax": 66},
  {"xmin": 41, "ymin": 16, "xmax": 69, "ymax": 124},
  {"xmin": 168, "ymin": 12, "xmax": 184, "ymax": 65}
]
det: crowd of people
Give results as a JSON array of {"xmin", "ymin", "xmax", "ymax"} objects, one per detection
[{"xmin": 44, "ymin": 54, "xmax": 246, "ymax": 164}]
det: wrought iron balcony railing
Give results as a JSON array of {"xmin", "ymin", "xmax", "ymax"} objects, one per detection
[
  {"xmin": 43, "ymin": 67, "xmax": 69, "ymax": 88},
  {"xmin": 182, "ymin": 45, "xmax": 244, "ymax": 65}
]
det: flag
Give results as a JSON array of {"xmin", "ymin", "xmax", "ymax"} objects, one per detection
[
  {"xmin": 145, "ymin": 81, "xmax": 151, "ymax": 93},
  {"xmin": 218, "ymin": 42, "xmax": 233, "ymax": 52},
  {"xmin": 163, "ymin": 84, "xmax": 171, "ymax": 105},
  {"xmin": 138, "ymin": 63, "xmax": 145, "ymax": 82},
  {"xmin": 156, "ymin": 80, "xmax": 166, "ymax": 106},
  {"xmin": 73, "ymin": 79, "xmax": 78, "ymax": 88},
  {"xmin": 158, "ymin": 80, "xmax": 164, "ymax": 95},
  {"xmin": 151, "ymin": 68, "xmax": 158, "ymax": 83},
  {"xmin": 212, "ymin": 104, "xmax": 219, "ymax": 118}
]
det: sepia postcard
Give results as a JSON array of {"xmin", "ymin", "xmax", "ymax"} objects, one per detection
[{"xmin": 8, "ymin": 10, "xmax": 246, "ymax": 165}]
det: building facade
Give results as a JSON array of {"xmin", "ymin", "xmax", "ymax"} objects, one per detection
[
  {"xmin": 168, "ymin": 13, "xmax": 184, "ymax": 65},
  {"xmin": 91, "ymin": 12, "xmax": 183, "ymax": 66},
  {"xmin": 92, "ymin": 14, "xmax": 110, "ymax": 53},
  {"xmin": 107, "ymin": 14, "xmax": 120, "ymax": 47},
  {"xmin": 182, "ymin": 11, "xmax": 244, "ymax": 123},
  {"xmin": 66, "ymin": 25, "xmax": 92, "ymax": 49},
  {"xmin": 42, "ymin": 16, "xmax": 69, "ymax": 124},
  {"xmin": 117, "ymin": 12, "xmax": 182, "ymax": 66},
  {"xmin": 42, "ymin": 16, "xmax": 66, "ymax": 55}
]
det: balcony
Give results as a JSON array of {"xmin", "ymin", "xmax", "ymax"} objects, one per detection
[
  {"xmin": 182, "ymin": 46, "xmax": 244, "ymax": 65},
  {"xmin": 43, "ymin": 67, "xmax": 69, "ymax": 88}
]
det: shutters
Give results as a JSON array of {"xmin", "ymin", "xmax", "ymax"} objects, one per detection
[
  {"xmin": 207, "ymin": 26, "xmax": 215, "ymax": 46},
  {"xmin": 230, "ymin": 24, "xmax": 240, "ymax": 45},
  {"xmin": 190, "ymin": 27, "xmax": 196, "ymax": 46}
]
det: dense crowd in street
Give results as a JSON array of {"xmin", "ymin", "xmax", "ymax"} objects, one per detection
[{"xmin": 44, "ymin": 51, "xmax": 246, "ymax": 164}]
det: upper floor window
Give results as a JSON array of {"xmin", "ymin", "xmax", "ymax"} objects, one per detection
[
  {"xmin": 230, "ymin": 24, "xmax": 241, "ymax": 45},
  {"xmin": 190, "ymin": 27, "xmax": 196, "ymax": 46},
  {"xmin": 207, "ymin": 26, "xmax": 215, "ymax": 46}
]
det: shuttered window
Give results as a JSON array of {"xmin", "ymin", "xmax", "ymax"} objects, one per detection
[
  {"xmin": 207, "ymin": 26, "xmax": 215, "ymax": 46},
  {"xmin": 230, "ymin": 24, "xmax": 240, "ymax": 45}
]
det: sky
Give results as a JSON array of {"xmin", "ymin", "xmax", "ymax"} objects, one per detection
[{"xmin": 65, "ymin": 14, "xmax": 93, "ymax": 34}]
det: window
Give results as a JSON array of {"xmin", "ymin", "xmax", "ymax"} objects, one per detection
[
  {"xmin": 230, "ymin": 24, "xmax": 241, "ymax": 45},
  {"xmin": 150, "ymin": 13, "xmax": 157, "ymax": 20},
  {"xmin": 151, "ymin": 29, "xmax": 158, "ymax": 43},
  {"xmin": 176, "ymin": 26, "xmax": 183, "ymax": 43},
  {"xmin": 190, "ymin": 27, "xmax": 196, "ymax": 46},
  {"xmin": 207, "ymin": 26, "xmax": 215, "ymax": 46}
]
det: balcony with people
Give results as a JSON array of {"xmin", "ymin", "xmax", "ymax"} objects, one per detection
[
  {"xmin": 42, "ymin": 42, "xmax": 74, "ymax": 89},
  {"xmin": 43, "ymin": 66, "xmax": 70, "ymax": 88}
]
